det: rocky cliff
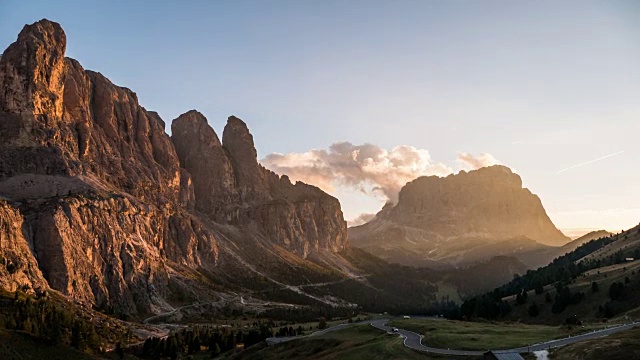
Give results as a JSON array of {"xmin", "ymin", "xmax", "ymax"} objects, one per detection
[
  {"xmin": 0, "ymin": 199, "xmax": 48, "ymax": 293},
  {"xmin": 171, "ymin": 111, "xmax": 347, "ymax": 256},
  {"xmin": 0, "ymin": 19, "xmax": 347, "ymax": 316},
  {"xmin": 349, "ymin": 165, "xmax": 569, "ymax": 267}
]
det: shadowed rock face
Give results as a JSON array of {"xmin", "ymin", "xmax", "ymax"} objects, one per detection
[
  {"xmin": 0, "ymin": 19, "xmax": 348, "ymax": 315},
  {"xmin": 171, "ymin": 110, "xmax": 236, "ymax": 210},
  {"xmin": 222, "ymin": 116, "xmax": 268, "ymax": 197},
  {"xmin": 350, "ymin": 165, "xmax": 569, "ymax": 267},
  {"xmin": 172, "ymin": 111, "xmax": 348, "ymax": 256}
]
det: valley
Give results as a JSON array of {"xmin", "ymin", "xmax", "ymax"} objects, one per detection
[{"xmin": 0, "ymin": 10, "xmax": 637, "ymax": 360}]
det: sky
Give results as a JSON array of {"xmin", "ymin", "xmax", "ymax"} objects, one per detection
[{"xmin": 2, "ymin": 1, "xmax": 639, "ymax": 236}]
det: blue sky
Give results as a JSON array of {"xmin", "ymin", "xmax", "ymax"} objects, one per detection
[{"xmin": 2, "ymin": 1, "xmax": 639, "ymax": 234}]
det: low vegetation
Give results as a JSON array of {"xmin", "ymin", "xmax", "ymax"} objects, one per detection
[
  {"xmin": 0, "ymin": 289, "xmax": 125, "ymax": 352},
  {"xmin": 139, "ymin": 323, "xmax": 272, "ymax": 359},
  {"xmin": 0, "ymin": 289, "xmax": 139, "ymax": 359},
  {"xmin": 550, "ymin": 326, "xmax": 640, "ymax": 360},
  {"xmin": 387, "ymin": 318, "xmax": 598, "ymax": 351},
  {"xmin": 228, "ymin": 324, "xmax": 476, "ymax": 360}
]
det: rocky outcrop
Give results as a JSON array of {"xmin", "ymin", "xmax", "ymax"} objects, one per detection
[
  {"xmin": 350, "ymin": 165, "xmax": 569, "ymax": 267},
  {"xmin": 171, "ymin": 110, "xmax": 236, "ymax": 210},
  {"xmin": 0, "ymin": 20, "xmax": 78, "ymax": 181},
  {"xmin": 0, "ymin": 20, "xmax": 66, "ymax": 120},
  {"xmin": 0, "ymin": 19, "xmax": 349, "ymax": 316},
  {"xmin": 0, "ymin": 199, "xmax": 48, "ymax": 293},
  {"xmin": 60, "ymin": 61, "xmax": 188, "ymax": 204},
  {"xmin": 172, "ymin": 111, "xmax": 348, "ymax": 257},
  {"xmin": 222, "ymin": 116, "xmax": 269, "ymax": 198}
]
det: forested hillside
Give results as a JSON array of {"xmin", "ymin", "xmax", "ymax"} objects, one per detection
[{"xmin": 448, "ymin": 226, "xmax": 640, "ymax": 323}]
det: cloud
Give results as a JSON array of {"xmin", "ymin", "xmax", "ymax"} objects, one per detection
[
  {"xmin": 347, "ymin": 213, "xmax": 376, "ymax": 227},
  {"xmin": 261, "ymin": 142, "xmax": 452, "ymax": 202},
  {"xmin": 456, "ymin": 152, "xmax": 500, "ymax": 170}
]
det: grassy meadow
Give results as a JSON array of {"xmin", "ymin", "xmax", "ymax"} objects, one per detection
[{"xmin": 387, "ymin": 318, "xmax": 600, "ymax": 351}]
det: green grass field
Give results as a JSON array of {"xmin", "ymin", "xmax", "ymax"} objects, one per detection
[
  {"xmin": 387, "ymin": 318, "xmax": 599, "ymax": 351},
  {"xmin": 228, "ymin": 324, "xmax": 477, "ymax": 360},
  {"xmin": 550, "ymin": 326, "xmax": 640, "ymax": 360}
]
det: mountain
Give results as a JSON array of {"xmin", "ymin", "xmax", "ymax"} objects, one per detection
[
  {"xmin": 1, "ymin": 19, "xmax": 440, "ymax": 323},
  {"xmin": 349, "ymin": 165, "xmax": 570, "ymax": 268}
]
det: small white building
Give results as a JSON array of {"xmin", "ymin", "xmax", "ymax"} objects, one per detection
[{"xmin": 626, "ymin": 258, "xmax": 635, "ymax": 262}]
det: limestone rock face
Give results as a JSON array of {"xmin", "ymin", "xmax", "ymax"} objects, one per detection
[
  {"xmin": 172, "ymin": 112, "xmax": 348, "ymax": 257},
  {"xmin": 0, "ymin": 20, "xmax": 78, "ymax": 179},
  {"xmin": 350, "ymin": 166, "xmax": 569, "ymax": 266},
  {"xmin": 0, "ymin": 199, "xmax": 48, "ymax": 293},
  {"xmin": 61, "ymin": 63, "xmax": 185, "ymax": 204},
  {"xmin": 26, "ymin": 194, "xmax": 217, "ymax": 315},
  {"xmin": 0, "ymin": 20, "xmax": 66, "ymax": 119}
]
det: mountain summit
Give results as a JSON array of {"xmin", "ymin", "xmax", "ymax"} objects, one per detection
[{"xmin": 349, "ymin": 165, "xmax": 569, "ymax": 267}]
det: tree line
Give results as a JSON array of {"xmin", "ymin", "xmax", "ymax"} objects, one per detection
[
  {"xmin": 445, "ymin": 235, "xmax": 636, "ymax": 320},
  {"xmin": 139, "ymin": 323, "xmax": 273, "ymax": 359},
  {"xmin": 0, "ymin": 290, "xmax": 102, "ymax": 352}
]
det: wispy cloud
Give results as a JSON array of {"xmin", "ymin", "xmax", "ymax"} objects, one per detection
[{"xmin": 556, "ymin": 151, "xmax": 625, "ymax": 174}]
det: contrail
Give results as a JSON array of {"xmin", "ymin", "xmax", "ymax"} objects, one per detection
[{"xmin": 557, "ymin": 151, "xmax": 625, "ymax": 174}]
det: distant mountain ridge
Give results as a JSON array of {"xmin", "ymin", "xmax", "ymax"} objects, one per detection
[{"xmin": 349, "ymin": 165, "xmax": 570, "ymax": 267}]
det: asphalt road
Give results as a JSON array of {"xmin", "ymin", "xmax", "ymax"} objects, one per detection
[
  {"xmin": 267, "ymin": 318, "xmax": 640, "ymax": 356},
  {"xmin": 502, "ymin": 321, "xmax": 640, "ymax": 353},
  {"xmin": 369, "ymin": 319, "xmax": 484, "ymax": 356}
]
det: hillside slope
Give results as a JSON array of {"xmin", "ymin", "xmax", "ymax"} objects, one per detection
[{"xmin": 455, "ymin": 224, "xmax": 640, "ymax": 324}]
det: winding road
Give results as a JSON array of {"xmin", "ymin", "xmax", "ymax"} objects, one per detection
[{"xmin": 267, "ymin": 318, "xmax": 640, "ymax": 356}]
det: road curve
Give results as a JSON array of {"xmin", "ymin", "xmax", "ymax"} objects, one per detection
[
  {"xmin": 370, "ymin": 319, "xmax": 640, "ymax": 356},
  {"xmin": 267, "ymin": 318, "xmax": 640, "ymax": 356},
  {"xmin": 370, "ymin": 319, "xmax": 483, "ymax": 356}
]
